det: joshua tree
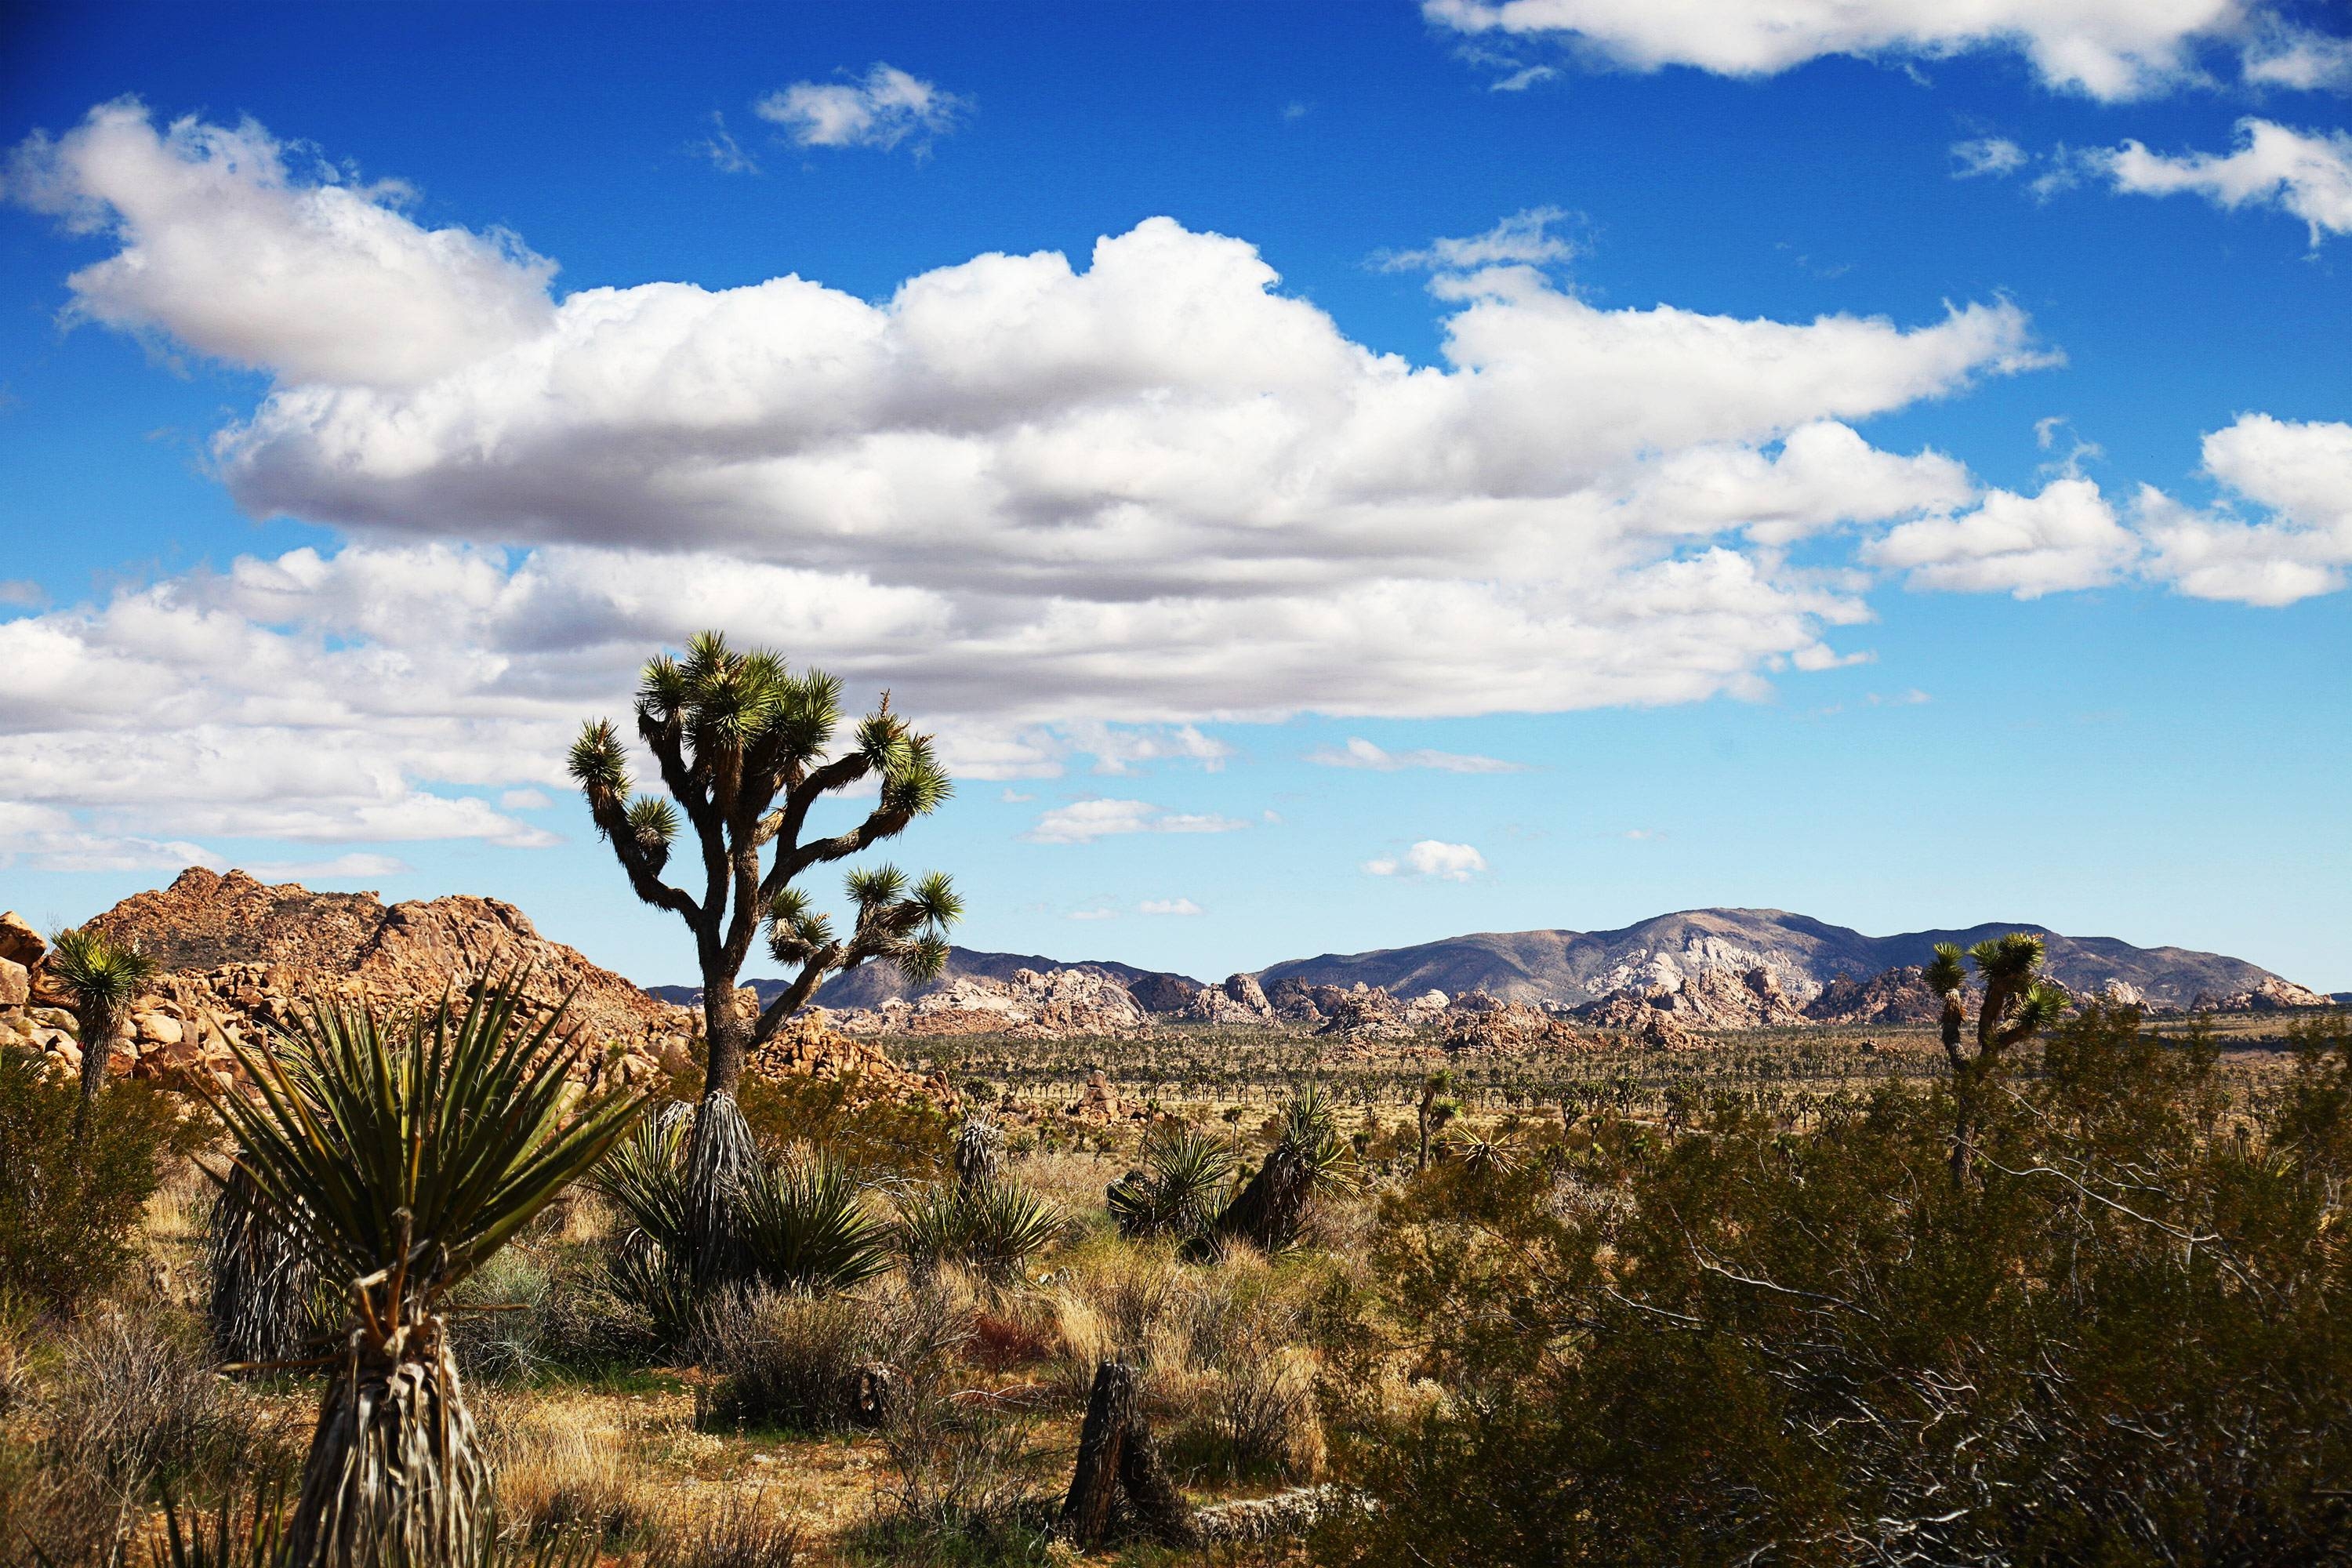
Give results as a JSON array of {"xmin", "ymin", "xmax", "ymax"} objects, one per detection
[
  {"xmin": 198, "ymin": 975, "xmax": 645, "ymax": 1568},
  {"xmin": 1417, "ymin": 1069, "xmax": 1458, "ymax": 1171},
  {"xmin": 45, "ymin": 925, "xmax": 158, "ymax": 1128},
  {"xmin": 568, "ymin": 631, "xmax": 959, "ymax": 1287},
  {"xmin": 1926, "ymin": 934, "xmax": 2071, "ymax": 1185}
]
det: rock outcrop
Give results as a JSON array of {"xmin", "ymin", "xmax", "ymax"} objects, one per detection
[
  {"xmin": 2189, "ymin": 975, "xmax": 2331, "ymax": 1012},
  {"xmin": 1802, "ymin": 965, "xmax": 1947, "ymax": 1025},
  {"xmin": 833, "ymin": 966, "xmax": 1152, "ymax": 1040},
  {"xmin": 1570, "ymin": 964, "xmax": 1809, "ymax": 1033},
  {"xmin": 746, "ymin": 1008, "xmax": 948, "ymax": 1102},
  {"xmin": 1181, "ymin": 973, "xmax": 1279, "ymax": 1026},
  {"xmin": 1311, "ymin": 983, "xmax": 1450, "ymax": 1042},
  {"xmin": 1441, "ymin": 1002, "xmax": 1588, "ymax": 1053}
]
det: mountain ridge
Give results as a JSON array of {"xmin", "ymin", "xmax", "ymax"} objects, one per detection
[{"xmin": 671, "ymin": 909, "xmax": 2322, "ymax": 1016}]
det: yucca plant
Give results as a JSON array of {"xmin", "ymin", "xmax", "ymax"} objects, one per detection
[
  {"xmin": 895, "ymin": 1177, "xmax": 1069, "ymax": 1282},
  {"xmin": 194, "ymin": 975, "xmax": 649, "ymax": 1568},
  {"xmin": 45, "ymin": 925, "xmax": 158, "ymax": 1123},
  {"xmin": 737, "ymin": 1147, "xmax": 894, "ymax": 1295},
  {"xmin": 1200, "ymin": 1087, "xmax": 1355, "ymax": 1258},
  {"xmin": 950, "ymin": 1106, "xmax": 1004, "ymax": 1189},
  {"xmin": 1107, "ymin": 1124, "xmax": 1238, "ymax": 1242},
  {"xmin": 206, "ymin": 1162, "xmax": 325, "ymax": 1368}
]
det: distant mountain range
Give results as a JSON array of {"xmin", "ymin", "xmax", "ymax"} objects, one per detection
[
  {"xmin": 1255, "ymin": 909, "xmax": 2304, "ymax": 1012},
  {"xmin": 667, "ymin": 909, "xmax": 2319, "ymax": 1015}
]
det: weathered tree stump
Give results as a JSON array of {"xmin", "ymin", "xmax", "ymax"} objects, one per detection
[
  {"xmin": 848, "ymin": 1362, "xmax": 897, "ymax": 1428},
  {"xmin": 1057, "ymin": 1361, "xmax": 1198, "ymax": 1548}
]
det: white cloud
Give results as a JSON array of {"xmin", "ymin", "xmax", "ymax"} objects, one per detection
[
  {"xmin": 695, "ymin": 113, "xmax": 760, "ymax": 175},
  {"xmin": 2240, "ymin": 20, "xmax": 2352, "ymax": 89},
  {"xmin": 1374, "ymin": 206, "xmax": 1579, "ymax": 271},
  {"xmin": 1022, "ymin": 799, "xmax": 1251, "ymax": 844},
  {"xmin": 2, "ymin": 100, "xmax": 554, "ymax": 387},
  {"xmin": 499, "ymin": 788, "xmax": 552, "ymax": 810},
  {"xmin": 1422, "ymin": 0, "xmax": 2317, "ymax": 101},
  {"xmin": 1951, "ymin": 137, "xmax": 2027, "ymax": 178},
  {"xmin": 1305, "ymin": 737, "xmax": 1526, "ymax": 773},
  {"xmin": 753, "ymin": 64, "xmax": 964, "ymax": 152},
  {"xmin": 1067, "ymin": 906, "xmax": 1119, "ymax": 921},
  {"xmin": 1867, "ymin": 477, "xmax": 2140, "ymax": 597},
  {"xmin": 1137, "ymin": 898, "xmax": 1203, "ymax": 916},
  {"xmin": 234, "ymin": 852, "xmax": 411, "ymax": 881},
  {"xmin": 0, "ymin": 103, "xmax": 2106, "ymax": 856},
  {"xmin": 2096, "ymin": 119, "xmax": 2352, "ymax": 242},
  {"xmin": 1364, "ymin": 839, "xmax": 1489, "ymax": 881},
  {"xmin": 2141, "ymin": 413, "xmax": 2352, "ymax": 604}
]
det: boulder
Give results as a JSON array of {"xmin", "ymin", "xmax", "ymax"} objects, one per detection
[
  {"xmin": 1802, "ymin": 966, "xmax": 1945, "ymax": 1026},
  {"xmin": 133, "ymin": 1011, "xmax": 183, "ymax": 1047},
  {"xmin": 0, "ymin": 956, "xmax": 27, "ymax": 1009},
  {"xmin": 1264, "ymin": 977, "xmax": 1325, "ymax": 1022},
  {"xmin": 1127, "ymin": 971, "xmax": 1200, "ymax": 1014},
  {"xmin": 1442, "ymin": 1002, "xmax": 1587, "ymax": 1053},
  {"xmin": 0, "ymin": 912, "xmax": 42, "ymax": 971}
]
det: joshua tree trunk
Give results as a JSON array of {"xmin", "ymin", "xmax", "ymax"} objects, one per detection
[
  {"xmin": 1059, "ymin": 1362, "xmax": 1196, "ymax": 1548},
  {"xmin": 1940, "ymin": 991, "xmax": 1976, "ymax": 1188},
  {"xmin": 1927, "ymin": 936, "xmax": 2069, "ymax": 1189},
  {"xmin": 288, "ymin": 1326, "xmax": 488, "ymax": 1568}
]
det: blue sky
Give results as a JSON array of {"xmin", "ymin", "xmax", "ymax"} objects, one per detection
[{"xmin": 2, "ymin": 0, "xmax": 2347, "ymax": 989}]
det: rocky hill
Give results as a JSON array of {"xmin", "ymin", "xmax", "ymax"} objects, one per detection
[
  {"xmin": 1255, "ymin": 909, "xmax": 2321, "ymax": 1015},
  {"xmin": 654, "ymin": 946, "xmax": 1204, "ymax": 1013}
]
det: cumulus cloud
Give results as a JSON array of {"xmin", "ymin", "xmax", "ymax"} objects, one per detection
[
  {"xmin": 2142, "ymin": 413, "xmax": 2352, "ymax": 604},
  {"xmin": 2, "ymin": 100, "xmax": 554, "ymax": 387},
  {"xmin": 1951, "ymin": 137, "xmax": 2027, "ymax": 178},
  {"xmin": 1867, "ymin": 477, "xmax": 2142, "ymax": 597},
  {"xmin": 1022, "ymin": 799, "xmax": 1251, "ymax": 844},
  {"xmin": 0, "ymin": 103, "xmax": 2100, "ymax": 855},
  {"xmin": 2096, "ymin": 119, "xmax": 2352, "ymax": 242},
  {"xmin": 753, "ymin": 64, "xmax": 964, "ymax": 151},
  {"xmin": 1422, "ymin": 0, "xmax": 2329, "ymax": 100},
  {"xmin": 1137, "ymin": 897, "xmax": 1203, "ymax": 916},
  {"xmin": 1363, "ymin": 839, "xmax": 1489, "ymax": 881},
  {"xmin": 1305, "ymin": 737, "xmax": 1526, "ymax": 773}
]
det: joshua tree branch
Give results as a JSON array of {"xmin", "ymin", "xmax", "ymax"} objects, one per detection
[{"xmin": 585, "ymin": 789, "xmax": 703, "ymax": 926}]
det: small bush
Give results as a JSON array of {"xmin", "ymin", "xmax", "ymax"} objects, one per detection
[
  {"xmin": 696, "ymin": 1289, "xmax": 883, "ymax": 1434},
  {"xmin": 448, "ymin": 1246, "xmax": 554, "ymax": 1384},
  {"xmin": 0, "ymin": 1047, "xmax": 198, "ymax": 1312}
]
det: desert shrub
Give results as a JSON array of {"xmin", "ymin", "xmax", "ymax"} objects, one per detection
[
  {"xmin": 5, "ymin": 1306, "xmax": 296, "ymax": 1564},
  {"xmin": 1321, "ymin": 1006, "xmax": 2352, "ymax": 1567},
  {"xmin": 895, "ymin": 1178, "xmax": 1069, "ymax": 1282},
  {"xmin": 0, "ymin": 1047, "xmax": 197, "ymax": 1312},
  {"xmin": 448, "ymin": 1246, "xmax": 554, "ymax": 1384},
  {"xmin": 695, "ymin": 1289, "xmax": 883, "ymax": 1434}
]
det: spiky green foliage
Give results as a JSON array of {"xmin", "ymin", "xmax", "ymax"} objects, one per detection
[
  {"xmin": 1924, "ymin": 942, "xmax": 1967, "ymax": 998},
  {"xmin": 738, "ymin": 1149, "xmax": 894, "ymax": 1294},
  {"xmin": 46, "ymin": 925, "xmax": 159, "ymax": 1112},
  {"xmin": 1203, "ymin": 1089, "xmax": 1356, "ymax": 1258},
  {"xmin": 1108, "ymin": 1123, "xmax": 1240, "ymax": 1242},
  {"xmin": 194, "ymin": 975, "xmax": 650, "ymax": 1568},
  {"xmin": 1926, "ymin": 931, "xmax": 2075, "ymax": 1185},
  {"xmin": 895, "ymin": 1177, "xmax": 1070, "ymax": 1281}
]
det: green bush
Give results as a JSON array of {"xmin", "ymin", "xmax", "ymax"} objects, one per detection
[
  {"xmin": 1322, "ymin": 1006, "xmax": 2352, "ymax": 1566},
  {"xmin": 0, "ymin": 1045, "xmax": 198, "ymax": 1312}
]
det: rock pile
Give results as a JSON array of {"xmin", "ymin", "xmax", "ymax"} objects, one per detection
[
  {"xmin": 2190, "ymin": 975, "xmax": 2330, "ymax": 1011},
  {"xmin": 1441, "ymin": 1002, "xmax": 1588, "ymax": 1053},
  {"xmin": 833, "ymin": 967, "xmax": 1152, "ymax": 1040},
  {"xmin": 1802, "ymin": 966, "xmax": 1946, "ymax": 1025},
  {"xmin": 1570, "ymin": 964, "xmax": 1809, "ymax": 1033},
  {"xmin": 1181, "ymin": 973, "xmax": 1279, "ymax": 1026},
  {"xmin": 747, "ymin": 1007, "xmax": 949, "ymax": 1102}
]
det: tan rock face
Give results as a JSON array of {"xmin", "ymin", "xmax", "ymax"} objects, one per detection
[
  {"xmin": 1441, "ymin": 1003, "xmax": 1588, "ymax": 1054},
  {"xmin": 0, "ymin": 912, "xmax": 44, "ymax": 971},
  {"xmin": 0, "ymin": 957, "xmax": 27, "ymax": 1009},
  {"xmin": 49, "ymin": 865, "xmax": 699, "ymax": 1089}
]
